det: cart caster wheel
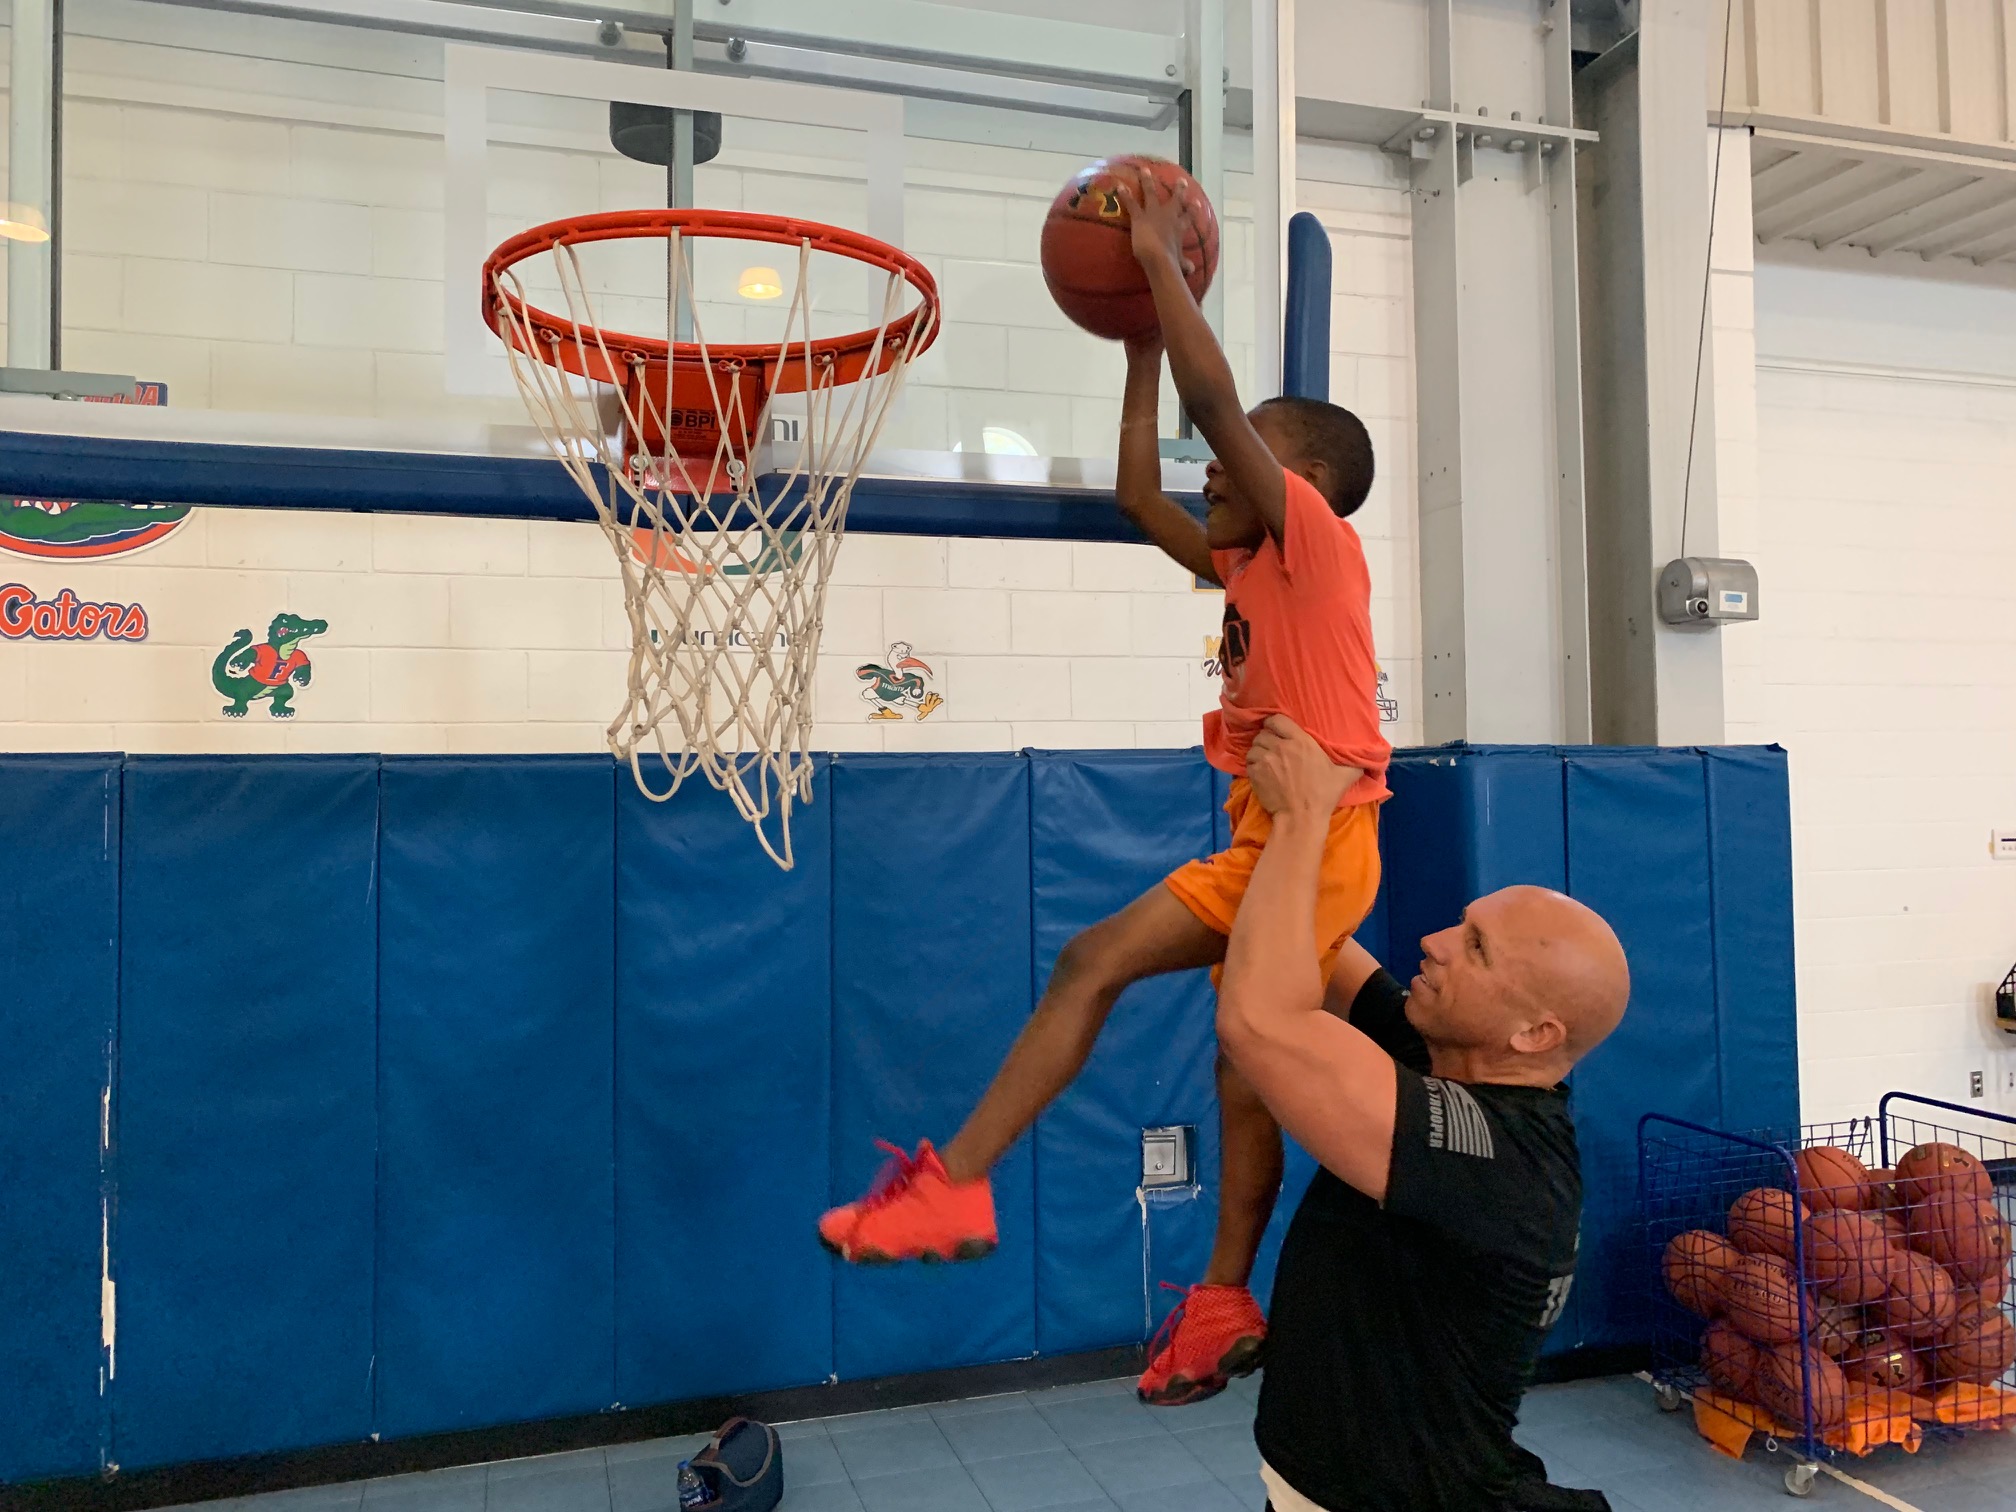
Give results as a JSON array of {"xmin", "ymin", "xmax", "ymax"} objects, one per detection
[
  {"xmin": 1655, "ymin": 1383, "xmax": 1684, "ymax": 1413},
  {"xmin": 1784, "ymin": 1464, "xmax": 1817, "ymax": 1498}
]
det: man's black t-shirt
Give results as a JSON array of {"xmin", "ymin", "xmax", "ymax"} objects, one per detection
[{"xmin": 1254, "ymin": 969, "xmax": 1583, "ymax": 1512}]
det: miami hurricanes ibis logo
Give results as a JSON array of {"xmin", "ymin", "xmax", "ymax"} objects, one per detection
[{"xmin": 856, "ymin": 641, "xmax": 942, "ymax": 721}]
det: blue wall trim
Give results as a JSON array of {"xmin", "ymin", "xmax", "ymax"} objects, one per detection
[{"xmin": 0, "ymin": 432, "xmax": 1204, "ymax": 542}]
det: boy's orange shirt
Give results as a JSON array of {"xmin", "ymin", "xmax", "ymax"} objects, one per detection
[{"xmin": 1203, "ymin": 468, "xmax": 1391, "ymax": 806}]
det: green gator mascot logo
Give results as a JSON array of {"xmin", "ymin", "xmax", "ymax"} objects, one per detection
[
  {"xmin": 213, "ymin": 612, "xmax": 327, "ymax": 718},
  {"xmin": 0, "ymin": 498, "xmax": 192, "ymax": 560}
]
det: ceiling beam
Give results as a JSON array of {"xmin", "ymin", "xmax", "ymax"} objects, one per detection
[
  {"xmin": 1749, "ymin": 148, "xmax": 1864, "ymax": 216},
  {"xmin": 1906, "ymin": 198, "xmax": 2016, "ymax": 258},
  {"xmin": 1939, "ymin": 207, "xmax": 2016, "ymax": 259},
  {"xmin": 1755, "ymin": 160, "xmax": 1924, "ymax": 242},
  {"xmin": 1847, "ymin": 177, "xmax": 2005, "ymax": 255}
]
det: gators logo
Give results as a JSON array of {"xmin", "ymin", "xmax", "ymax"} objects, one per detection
[
  {"xmin": 0, "ymin": 382, "xmax": 185, "ymax": 560},
  {"xmin": 0, "ymin": 498, "xmax": 192, "ymax": 560},
  {"xmin": 213, "ymin": 612, "xmax": 327, "ymax": 718}
]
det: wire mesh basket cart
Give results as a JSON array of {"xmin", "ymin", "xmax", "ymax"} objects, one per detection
[{"xmin": 1640, "ymin": 1093, "xmax": 2016, "ymax": 1497}]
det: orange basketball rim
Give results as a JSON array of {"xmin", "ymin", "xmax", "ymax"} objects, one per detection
[{"xmin": 482, "ymin": 208, "xmax": 941, "ymax": 491}]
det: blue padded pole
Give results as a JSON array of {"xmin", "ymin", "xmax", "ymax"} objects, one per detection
[{"xmin": 1282, "ymin": 210, "xmax": 1332, "ymax": 401}]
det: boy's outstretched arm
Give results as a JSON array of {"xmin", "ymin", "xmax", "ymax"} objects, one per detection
[
  {"xmin": 1116, "ymin": 334, "xmax": 1218, "ymax": 584},
  {"xmin": 1117, "ymin": 171, "xmax": 1288, "ymax": 545}
]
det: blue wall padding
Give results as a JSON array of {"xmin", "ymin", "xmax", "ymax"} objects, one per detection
[
  {"xmin": 0, "ymin": 757, "xmax": 118, "ymax": 1483},
  {"xmin": 1354, "ymin": 874, "xmax": 1392, "ymax": 969},
  {"xmin": 615, "ymin": 767, "xmax": 834, "ymax": 1404},
  {"xmin": 4, "ymin": 744, "xmax": 1796, "ymax": 1480},
  {"xmin": 1559, "ymin": 753, "xmax": 1723, "ymax": 1354},
  {"xmin": 113, "ymin": 757, "xmax": 379, "ymax": 1470},
  {"xmin": 1030, "ymin": 752, "xmax": 1220, "ymax": 1353},
  {"xmin": 829, "ymin": 755, "xmax": 1039, "ymax": 1379},
  {"xmin": 1468, "ymin": 752, "xmax": 1570, "ymax": 893},
  {"xmin": 1704, "ymin": 749, "xmax": 1800, "ymax": 1136},
  {"xmin": 1379, "ymin": 756, "xmax": 1481, "ymax": 964},
  {"xmin": 375, "ymin": 757, "xmax": 616, "ymax": 1438}
]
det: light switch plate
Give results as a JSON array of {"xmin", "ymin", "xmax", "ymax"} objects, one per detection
[{"xmin": 1142, "ymin": 1126, "xmax": 1193, "ymax": 1189}]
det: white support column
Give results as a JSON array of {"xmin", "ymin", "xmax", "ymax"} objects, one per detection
[
  {"xmin": 9, "ymin": 0, "xmax": 57, "ymax": 370},
  {"xmin": 1642, "ymin": 0, "xmax": 1723, "ymax": 745},
  {"xmin": 1706, "ymin": 123, "xmax": 1762, "ymax": 743},
  {"xmin": 1249, "ymin": 0, "xmax": 1293, "ymax": 398},
  {"xmin": 1578, "ymin": 0, "xmax": 1728, "ymax": 745},
  {"xmin": 1546, "ymin": 0, "xmax": 1593, "ymax": 743},
  {"xmin": 1408, "ymin": 0, "xmax": 1590, "ymax": 744},
  {"xmin": 671, "ymin": 0, "xmax": 694, "ymax": 343},
  {"xmin": 1184, "ymin": 0, "xmax": 1226, "ymax": 340},
  {"xmin": 671, "ymin": 0, "xmax": 694, "ymax": 208}
]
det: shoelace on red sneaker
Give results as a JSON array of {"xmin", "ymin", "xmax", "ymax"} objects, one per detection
[
  {"xmin": 1144, "ymin": 1280, "xmax": 1195, "ymax": 1366},
  {"xmin": 857, "ymin": 1139, "xmax": 922, "ymax": 1214}
]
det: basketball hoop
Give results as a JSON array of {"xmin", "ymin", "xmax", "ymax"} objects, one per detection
[{"xmin": 485, "ymin": 209, "xmax": 939, "ymax": 869}]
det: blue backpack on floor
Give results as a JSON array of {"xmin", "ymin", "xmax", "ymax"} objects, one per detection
[{"xmin": 691, "ymin": 1417, "xmax": 783, "ymax": 1511}]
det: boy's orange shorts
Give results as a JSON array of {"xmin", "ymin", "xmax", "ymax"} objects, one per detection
[{"xmin": 1164, "ymin": 776, "xmax": 1382, "ymax": 987}]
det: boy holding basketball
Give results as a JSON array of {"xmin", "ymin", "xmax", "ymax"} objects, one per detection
[{"xmin": 819, "ymin": 166, "xmax": 1390, "ymax": 1408}]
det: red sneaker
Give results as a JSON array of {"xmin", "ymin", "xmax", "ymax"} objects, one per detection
[
  {"xmin": 1137, "ymin": 1282, "xmax": 1266, "ymax": 1406},
  {"xmin": 817, "ymin": 1140, "xmax": 998, "ymax": 1265}
]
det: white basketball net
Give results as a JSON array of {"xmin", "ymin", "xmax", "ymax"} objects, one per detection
[{"xmin": 490, "ymin": 231, "xmax": 932, "ymax": 869}]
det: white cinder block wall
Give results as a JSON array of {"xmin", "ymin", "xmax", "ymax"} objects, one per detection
[
  {"xmin": 1732, "ymin": 247, "xmax": 2016, "ymax": 1125},
  {"xmin": 0, "ymin": 0, "xmax": 1423, "ymax": 756}
]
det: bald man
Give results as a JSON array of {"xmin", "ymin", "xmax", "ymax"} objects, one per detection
[{"xmin": 1217, "ymin": 716, "xmax": 1630, "ymax": 1512}]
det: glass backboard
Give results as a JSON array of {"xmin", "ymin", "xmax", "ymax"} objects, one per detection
[{"xmin": 15, "ymin": 0, "xmax": 1270, "ymax": 529}]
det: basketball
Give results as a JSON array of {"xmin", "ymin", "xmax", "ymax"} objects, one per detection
[
  {"xmin": 1878, "ymin": 1250, "xmax": 1959, "ymax": 1340},
  {"xmin": 1931, "ymin": 1311, "xmax": 2016, "ymax": 1385},
  {"xmin": 1754, "ymin": 1341, "xmax": 1848, "ymax": 1429},
  {"xmin": 1907, "ymin": 1188, "xmax": 2012, "ymax": 1285},
  {"xmin": 1952, "ymin": 1284, "xmax": 2004, "ymax": 1332},
  {"xmin": 1810, "ymin": 1299, "xmax": 1858, "ymax": 1359},
  {"xmin": 1728, "ymin": 1187, "xmax": 1808, "ymax": 1261},
  {"xmin": 1722, "ymin": 1254, "xmax": 1805, "ymax": 1343},
  {"xmin": 1040, "ymin": 156, "xmax": 1220, "ymax": 342},
  {"xmin": 1804, "ymin": 1209, "xmax": 1900, "ymax": 1304},
  {"xmin": 1663, "ymin": 1229, "xmax": 1741, "ymax": 1316},
  {"xmin": 1866, "ymin": 1168, "xmax": 1901, "ymax": 1211},
  {"xmin": 1895, "ymin": 1141, "xmax": 1993, "ymax": 1206},
  {"xmin": 1841, "ymin": 1326, "xmax": 1924, "ymax": 1392},
  {"xmin": 1700, "ymin": 1318, "xmax": 1764, "ymax": 1398},
  {"xmin": 1793, "ymin": 1145, "xmax": 1870, "ymax": 1211}
]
